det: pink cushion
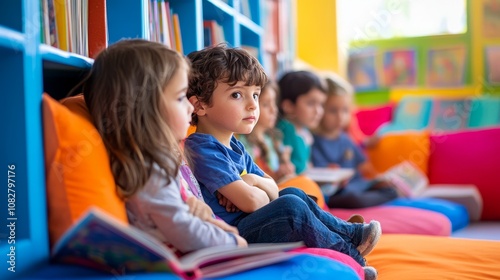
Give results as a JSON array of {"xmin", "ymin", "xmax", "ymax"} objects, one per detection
[
  {"xmin": 355, "ymin": 103, "xmax": 394, "ymax": 136},
  {"xmin": 291, "ymin": 248, "xmax": 364, "ymax": 279},
  {"xmin": 429, "ymin": 127, "xmax": 500, "ymax": 220},
  {"xmin": 330, "ymin": 206, "xmax": 451, "ymax": 236}
]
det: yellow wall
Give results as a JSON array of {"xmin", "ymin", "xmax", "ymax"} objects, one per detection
[{"xmin": 296, "ymin": 0, "xmax": 339, "ymax": 72}]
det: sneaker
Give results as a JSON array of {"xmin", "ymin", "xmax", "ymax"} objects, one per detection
[
  {"xmin": 347, "ymin": 214, "xmax": 365, "ymax": 224},
  {"xmin": 357, "ymin": 220, "xmax": 381, "ymax": 256},
  {"xmin": 363, "ymin": 266, "xmax": 378, "ymax": 280}
]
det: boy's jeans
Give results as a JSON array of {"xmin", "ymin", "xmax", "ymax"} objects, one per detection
[{"xmin": 234, "ymin": 187, "xmax": 365, "ymax": 265}]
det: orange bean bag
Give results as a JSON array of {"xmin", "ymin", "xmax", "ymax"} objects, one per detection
[
  {"xmin": 278, "ymin": 175, "xmax": 326, "ymax": 209},
  {"xmin": 367, "ymin": 234, "xmax": 500, "ymax": 280}
]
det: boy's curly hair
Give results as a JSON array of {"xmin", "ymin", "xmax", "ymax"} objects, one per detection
[{"xmin": 187, "ymin": 44, "xmax": 268, "ymax": 125}]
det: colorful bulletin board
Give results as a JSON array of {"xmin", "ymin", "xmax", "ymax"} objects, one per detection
[
  {"xmin": 347, "ymin": 48, "xmax": 379, "ymax": 91},
  {"xmin": 383, "ymin": 49, "xmax": 417, "ymax": 87},
  {"xmin": 485, "ymin": 46, "xmax": 500, "ymax": 85},
  {"xmin": 427, "ymin": 46, "xmax": 467, "ymax": 87}
]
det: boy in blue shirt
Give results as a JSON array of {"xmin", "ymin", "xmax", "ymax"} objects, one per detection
[{"xmin": 183, "ymin": 44, "xmax": 381, "ymax": 276}]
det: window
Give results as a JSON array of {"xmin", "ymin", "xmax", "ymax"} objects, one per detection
[{"xmin": 337, "ymin": 0, "xmax": 467, "ymax": 48}]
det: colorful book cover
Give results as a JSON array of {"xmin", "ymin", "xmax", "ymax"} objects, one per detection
[
  {"xmin": 52, "ymin": 207, "xmax": 303, "ymax": 279},
  {"xmin": 383, "ymin": 49, "xmax": 417, "ymax": 87},
  {"xmin": 380, "ymin": 161, "xmax": 428, "ymax": 197}
]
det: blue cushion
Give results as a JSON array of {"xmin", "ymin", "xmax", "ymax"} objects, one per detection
[
  {"xmin": 20, "ymin": 254, "xmax": 360, "ymax": 280},
  {"xmin": 386, "ymin": 197, "xmax": 469, "ymax": 231}
]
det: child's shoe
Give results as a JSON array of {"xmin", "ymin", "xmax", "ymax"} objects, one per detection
[
  {"xmin": 347, "ymin": 214, "xmax": 365, "ymax": 223},
  {"xmin": 357, "ymin": 220, "xmax": 381, "ymax": 256},
  {"xmin": 363, "ymin": 266, "xmax": 378, "ymax": 280}
]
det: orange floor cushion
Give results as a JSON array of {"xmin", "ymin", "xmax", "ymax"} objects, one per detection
[
  {"xmin": 278, "ymin": 175, "xmax": 326, "ymax": 209},
  {"xmin": 367, "ymin": 234, "xmax": 500, "ymax": 280}
]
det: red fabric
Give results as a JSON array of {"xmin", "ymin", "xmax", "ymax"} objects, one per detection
[
  {"xmin": 354, "ymin": 103, "xmax": 394, "ymax": 136},
  {"xmin": 291, "ymin": 247, "xmax": 364, "ymax": 279},
  {"xmin": 429, "ymin": 127, "xmax": 500, "ymax": 220},
  {"xmin": 330, "ymin": 206, "xmax": 451, "ymax": 236}
]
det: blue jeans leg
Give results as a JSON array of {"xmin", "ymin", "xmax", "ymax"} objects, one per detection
[
  {"xmin": 279, "ymin": 187, "xmax": 363, "ymax": 245},
  {"xmin": 235, "ymin": 190, "xmax": 366, "ymax": 266}
]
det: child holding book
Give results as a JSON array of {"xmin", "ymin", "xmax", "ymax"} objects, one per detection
[
  {"xmin": 311, "ymin": 76, "xmax": 400, "ymax": 209},
  {"xmin": 183, "ymin": 44, "xmax": 381, "ymax": 271},
  {"xmin": 82, "ymin": 39, "xmax": 247, "ymax": 255}
]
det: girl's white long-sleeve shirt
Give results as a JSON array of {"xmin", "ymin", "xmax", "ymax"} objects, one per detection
[{"xmin": 126, "ymin": 164, "xmax": 237, "ymax": 254}]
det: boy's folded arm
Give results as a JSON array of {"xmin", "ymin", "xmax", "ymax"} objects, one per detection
[
  {"xmin": 217, "ymin": 180, "xmax": 270, "ymax": 213},
  {"xmin": 242, "ymin": 173, "xmax": 279, "ymax": 201}
]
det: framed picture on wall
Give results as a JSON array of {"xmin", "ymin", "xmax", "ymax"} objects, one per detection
[
  {"xmin": 347, "ymin": 48, "xmax": 379, "ymax": 91},
  {"xmin": 426, "ymin": 46, "xmax": 467, "ymax": 87},
  {"xmin": 485, "ymin": 46, "xmax": 500, "ymax": 85},
  {"xmin": 382, "ymin": 49, "xmax": 417, "ymax": 87},
  {"xmin": 483, "ymin": 0, "xmax": 500, "ymax": 38}
]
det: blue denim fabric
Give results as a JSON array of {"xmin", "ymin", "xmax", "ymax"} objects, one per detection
[{"xmin": 233, "ymin": 187, "xmax": 366, "ymax": 265}]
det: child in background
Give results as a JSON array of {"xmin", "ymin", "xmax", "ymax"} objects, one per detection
[
  {"xmin": 82, "ymin": 39, "xmax": 247, "ymax": 254},
  {"xmin": 276, "ymin": 70, "xmax": 327, "ymax": 175},
  {"xmin": 311, "ymin": 76, "xmax": 400, "ymax": 209},
  {"xmin": 238, "ymin": 81, "xmax": 296, "ymax": 182},
  {"xmin": 183, "ymin": 44, "xmax": 381, "ymax": 272}
]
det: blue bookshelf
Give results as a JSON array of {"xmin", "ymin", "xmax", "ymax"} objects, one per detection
[{"xmin": 0, "ymin": 0, "xmax": 268, "ymax": 279}]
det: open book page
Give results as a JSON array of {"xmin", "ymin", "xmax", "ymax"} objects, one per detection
[
  {"xmin": 52, "ymin": 207, "xmax": 304, "ymax": 279},
  {"xmin": 305, "ymin": 167, "xmax": 355, "ymax": 184},
  {"xmin": 178, "ymin": 242, "xmax": 304, "ymax": 272},
  {"xmin": 52, "ymin": 207, "xmax": 176, "ymax": 273},
  {"xmin": 380, "ymin": 161, "xmax": 428, "ymax": 197}
]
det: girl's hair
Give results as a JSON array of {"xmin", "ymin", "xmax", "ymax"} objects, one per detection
[
  {"xmin": 277, "ymin": 70, "xmax": 326, "ymax": 114},
  {"xmin": 245, "ymin": 81, "xmax": 284, "ymax": 164},
  {"xmin": 186, "ymin": 44, "xmax": 268, "ymax": 125},
  {"xmin": 324, "ymin": 75, "xmax": 352, "ymax": 98},
  {"xmin": 82, "ymin": 39, "xmax": 188, "ymax": 198}
]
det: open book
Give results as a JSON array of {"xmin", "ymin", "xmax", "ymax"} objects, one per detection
[
  {"xmin": 305, "ymin": 167, "xmax": 355, "ymax": 184},
  {"xmin": 378, "ymin": 161, "xmax": 482, "ymax": 221},
  {"xmin": 378, "ymin": 161, "xmax": 428, "ymax": 197},
  {"xmin": 51, "ymin": 207, "xmax": 304, "ymax": 279}
]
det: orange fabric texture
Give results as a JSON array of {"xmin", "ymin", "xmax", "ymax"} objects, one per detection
[
  {"xmin": 42, "ymin": 94, "xmax": 127, "ymax": 248},
  {"xmin": 367, "ymin": 234, "xmax": 500, "ymax": 280},
  {"xmin": 366, "ymin": 131, "xmax": 430, "ymax": 175},
  {"xmin": 278, "ymin": 175, "xmax": 326, "ymax": 209}
]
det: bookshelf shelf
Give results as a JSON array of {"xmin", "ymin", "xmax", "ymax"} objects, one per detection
[
  {"xmin": 206, "ymin": 0, "xmax": 235, "ymax": 15},
  {"xmin": 40, "ymin": 44, "xmax": 93, "ymax": 69},
  {"xmin": 238, "ymin": 14, "xmax": 263, "ymax": 33},
  {"xmin": 0, "ymin": 26, "xmax": 26, "ymax": 50}
]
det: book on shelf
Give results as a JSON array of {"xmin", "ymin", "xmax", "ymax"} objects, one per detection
[
  {"xmin": 172, "ymin": 13, "xmax": 183, "ymax": 53},
  {"xmin": 87, "ymin": 0, "xmax": 107, "ymax": 58},
  {"xmin": 52, "ymin": 207, "xmax": 305, "ymax": 279},
  {"xmin": 203, "ymin": 20, "xmax": 225, "ymax": 47},
  {"xmin": 42, "ymin": 0, "xmax": 58, "ymax": 47},
  {"xmin": 54, "ymin": 0, "xmax": 69, "ymax": 51}
]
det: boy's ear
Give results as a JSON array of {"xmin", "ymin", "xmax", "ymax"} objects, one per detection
[{"xmin": 189, "ymin": 96, "xmax": 207, "ymax": 116}]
